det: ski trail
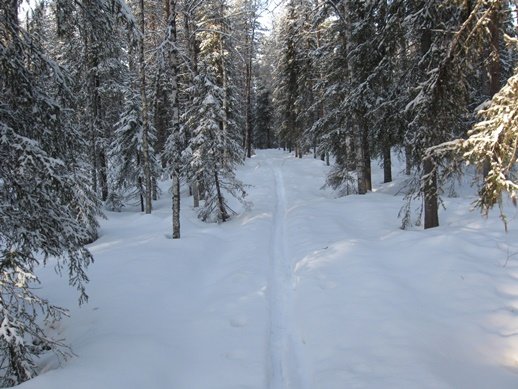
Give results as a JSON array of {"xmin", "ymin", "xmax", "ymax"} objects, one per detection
[{"xmin": 267, "ymin": 161, "xmax": 310, "ymax": 389}]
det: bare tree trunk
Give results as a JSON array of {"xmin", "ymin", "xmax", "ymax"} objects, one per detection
[
  {"xmin": 99, "ymin": 150, "xmax": 108, "ymax": 201},
  {"xmin": 214, "ymin": 171, "xmax": 228, "ymax": 222},
  {"xmin": 218, "ymin": 3, "xmax": 229, "ymax": 163},
  {"xmin": 139, "ymin": 0, "xmax": 152, "ymax": 214},
  {"xmin": 363, "ymin": 127, "xmax": 371, "ymax": 191},
  {"xmin": 420, "ymin": 26, "xmax": 438, "ymax": 228},
  {"xmin": 244, "ymin": 5, "xmax": 255, "ymax": 159},
  {"xmin": 355, "ymin": 121, "xmax": 367, "ymax": 195},
  {"xmin": 138, "ymin": 178, "xmax": 144, "ymax": 212},
  {"xmin": 423, "ymin": 156, "xmax": 439, "ymax": 229},
  {"xmin": 152, "ymin": 176, "xmax": 158, "ymax": 201},
  {"xmin": 136, "ymin": 153, "xmax": 144, "ymax": 212},
  {"xmin": 167, "ymin": 0, "xmax": 181, "ymax": 238},
  {"xmin": 383, "ymin": 144, "xmax": 392, "ymax": 183},
  {"xmin": 344, "ymin": 3, "xmax": 368, "ymax": 195},
  {"xmin": 172, "ymin": 173, "xmax": 180, "ymax": 238}
]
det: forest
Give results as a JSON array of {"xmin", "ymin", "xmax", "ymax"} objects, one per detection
[{"xmin": 1, "ymin": 0, "xmax": 518, "ymax": 387}]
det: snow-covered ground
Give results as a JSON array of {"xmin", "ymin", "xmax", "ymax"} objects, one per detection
[{"xmin": 22, "ymin": 149, "xmax": 518, "ymax": 388}]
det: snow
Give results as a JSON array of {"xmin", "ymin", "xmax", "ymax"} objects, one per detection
[{"xmin": 21, "ymin": 149, "xmax": 518, "ymax": 388}]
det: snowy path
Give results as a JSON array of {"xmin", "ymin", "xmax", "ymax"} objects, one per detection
[
  {"xmin": 20, "ymin": 149, "xmax": 518, "ymax": 389},
  {"xmin": 267, "ymin": 161, "xmax": 309, "ymax": 389}
]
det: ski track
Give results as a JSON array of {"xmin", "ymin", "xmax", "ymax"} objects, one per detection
[{"xmin": 267, "ymin": 159, "xmax": 310, "ymax": 389}]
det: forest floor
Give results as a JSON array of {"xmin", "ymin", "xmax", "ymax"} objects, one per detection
[{"xmin": 22, "ymin": 149, "xmax": 518, "ymax": 388}]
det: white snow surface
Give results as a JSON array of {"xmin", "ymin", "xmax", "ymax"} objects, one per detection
[{"xmin": 21, "ymin": 149, "xmax": 518, "ymax": 388}]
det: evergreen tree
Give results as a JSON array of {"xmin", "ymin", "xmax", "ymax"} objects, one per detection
[
  {"xmin": 185, "ymin": 73, "xmax": 247, "ymax": 222},
  {"xmin": 0, "ymin": 0, "xmax": 100, "ymax": 384},
  {"xmin": 183, "ymin": 0, "xmax": 247, "ymax": 222},
  {"xmin": 253, "ymin": 83, "xmax": 274, "ymax": 149}
]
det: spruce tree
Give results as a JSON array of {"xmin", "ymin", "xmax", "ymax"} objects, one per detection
[{"xmin": 0, "ymin": 0, "xmax": 100, "ymax": 384}]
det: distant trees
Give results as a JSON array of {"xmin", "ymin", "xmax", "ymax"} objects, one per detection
[
  {"xmin": 266, "ymin": 0, "xmax": 517, "ymax": 228},
  {"xmin": 253, "ymin": 84, "xmax": 274, "ymax": 149}
]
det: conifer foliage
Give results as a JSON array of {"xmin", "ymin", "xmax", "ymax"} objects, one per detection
[
  {"xmin": 0, "ymin": 0, "xmax": 98, "ymax": 384},
  {"xmin": 266, "ymin": 0, "xmax": 517, "ymax": 228},
  {"xmin": 1, "ymin": 0, "xmax": 518, "ymax": 385}
]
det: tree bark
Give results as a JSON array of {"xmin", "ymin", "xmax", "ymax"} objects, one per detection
[
  {"xmin": 172, "ymin": 173, "xmax": 180, "ymax": 238},
  {"xmin": 139, "ymin": 0, "xmax": 152, "ymax": 214},
  {"xmin": 244, "ymin": 4, "xmax": 255, "ymax": 159},
  {"xmin": 423, "ymin": 157, "xmax": 439, "ymax": 229},
  {"xmin": 421, "ymin": 25, "xmax": 438, "ymax": 228},
  {"xmin": 383, "ymin": 144, "xmax": 392, "ymax": 183},
  {"xmin": 168, "ymin": 0, "xmax": 181, "ymax": 237},
  {"xmin": 363, "ymin": 127, "xmax": 372, "ymax": 191},
  {"xmin": 99, "ymin": 149, "xmax": 108, "ymax": 201},
  {"xmin": 355, "ymin": 120, "xmax": 367, "ymax": 195},
  {"xmin": 214, "ymin": 171, "xmax": 228, "ymax": 222}
]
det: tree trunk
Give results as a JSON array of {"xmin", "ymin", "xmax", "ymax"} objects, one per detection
[
  {"xmin": 172, "ymin": 172, "xmax": 180, "ymax": 238},
  {"xmin": 138, "ymin": 179, "xmax": 144, "ymax": 212},
  {"xmin": 244, "ymin": 8, "xmax": 254, "ymax": 159},
  {"xmin": 214, "ymin": 171, "xmax": 228, "ymax": 222},
  {"xmin": 136, "ymin": 153, "xmax": 144, "ymax": 212},
  {"xmin": 383, "ymin": 144, "xmax": 392, "ymax": 183},
  {"xmin": 421, "ymin": 24, "xmax": 438, "ymax": 228},
  {"xmin": 99, "ymin": 150, "xmax": 108, "ymax": 201},
  {"xmin": 244, "ymin": 59, "xmax": 253, "ymax": 158},
  {"xmin": 363, "ymin": 127, "xmax": 371, "ymax": 191},
  {"xmin": 168, "ymin": 0, "xmax": 181, "ymax": 237},
  {"xmin": 423, "ymin": 157, "xmax": 439, "ymax": 229},
  {"xmin": 218, "ymin": 4, "xmax": 229, "ymax": 163},
  {"xmin": 355, "ymin": 121, "xmax": 367, "ymax": 195},
  {"xmin": 192, "ymin": 180, "xmax": 200, "ymax": 208},
  {"xmin": 139, "ymin": 0, "xmax": 152, "ymax": 214},
  {"xmin": 152, "ymin": 176, "xmax": 158, "ymax": 201}
]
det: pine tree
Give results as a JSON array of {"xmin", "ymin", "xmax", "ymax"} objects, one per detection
[
  {"xmin": 460, "ymin": 63, "xmax": 518, "ymax": 226},
  {"xmin": 162, "ymin": 0, "xmax": 183, "ymax": 238},
  {"xmin": 430, "ymin": 2, "xmax": 518, "ymax": 228},
  {"xmin": 369, "ymin": 0, "xmax": 407, "ymax": 184},
  {"xmin": 0, "ymin": 0, "xmax": 100, "ymax": 384},
  {"xmin": 181, "ymin": 0, "xmax": 247, "ymax": 222},
  {"xmin": 402, "ymin": 1, "xmax": 473, "ymax": 228},
  {"xmin": 185, "ymin": 73, "xmax": 247, "ymax": 222},
  {"xmin": 111, "ymin": 83, "xmax": 150, "ymax": 211}
]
